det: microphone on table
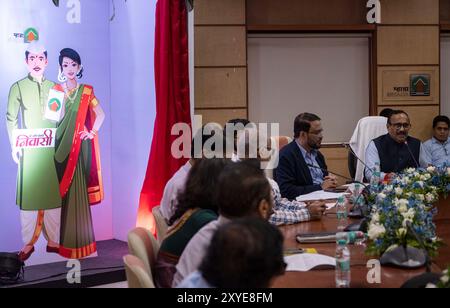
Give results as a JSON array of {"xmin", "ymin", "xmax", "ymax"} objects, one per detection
[
  {"xmin": 306, "ymin": 163, "xmax": 369, "ymax": 226},
  {"xmin": 305, "ymin": 163, "xmax": 369, "ymax": 194},
  {"xmin": 342, "ymin": 143, "xmax": 375, "ymax": 178},
  {"xmin": 305, "ymin": 163, "xmax": 363, "ymax": 187},
  {"xmin": 341, "ymin": 143, "xmax": 383, "ymax": 221},
  {"xmin": 406, "ymin": 221, "xmax": 431, "ymax": 273},
  {"xmin": 342, "ymin": 143, "xmax": 375, "ymax": 182},
  {"xmin": 404, "ymin": 141, "xmax": 420, "ymax": 169},
  {"xmin": 399, "ymin": 221, "xmax": 442, "ymax": 288},
  {"xmin": 296, "ymin": 231, "xmax": 366, "ymax": 244}
]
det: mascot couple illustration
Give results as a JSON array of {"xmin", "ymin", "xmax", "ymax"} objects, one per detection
[{"xmin": 6, "ymin": 42, "xmax": 105, "ymax": 261}]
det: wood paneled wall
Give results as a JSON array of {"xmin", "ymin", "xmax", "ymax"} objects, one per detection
[
  {"xmin": 194, "ymin": 0, "xmax": 247, "ymax": 126},
  {"xmin": 377, "ymin": 0, "xmax": 441, "ymax": 142},
  {"xmin": 377, "ymin": 26, "xmax": 439, "ymax": 65},
  {"xmin": 321, "ymin": 147, "xmax": 351, "ymax": 186},
  {"xmin": 441, "ymin": 0, "xmax": 450, "ymax": 25},
  {"xmin": 381, "ymin": 0, "xmax": 439, "ymax": 24},
  {"xmin": 194, "ymin": 0, "xmax": 449, "ymax": 177},
  {"xmin": 246, "ymin": 0, "xmax": 368, "ymax": 26}
]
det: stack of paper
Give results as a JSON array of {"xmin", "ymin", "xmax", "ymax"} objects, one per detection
[
  {"xmin": 296, "ymin": 190, "xmax": 348, "ymax": 202},
  {"xmin": 284, "ymin": 253, "xmax": 336, "ymax": 272}
]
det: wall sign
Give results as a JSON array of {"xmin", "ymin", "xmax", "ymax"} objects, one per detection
[
  {"xmin": 410, "ymin": 74, "xmax": 431, "ymax": 97},
  {"xmin": 378, "ymin": 66, "xmax": 438, "ymax": 105}
]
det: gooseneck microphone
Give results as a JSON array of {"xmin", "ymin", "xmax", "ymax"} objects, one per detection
[
  {"xmin": 307, "ymin": 163, "xmax": 370, "ymax": 223},
  {"xmin": 305, "ymin": 163, "xmax": 367, "ymax": 189},
  {"xmin": 405, "ymin": 221, "xmax": 431, "ymax": 273},
  {"xmin": 342, "ymin": 143, "xmax": 375, "ymax": 175},
  {"xmin": 404, "ymin": 141, "xmax": 420, "ymax": 169},
  {"xmin": 399, "ymin": 221, "xmax": 442, "ymax": 288}
]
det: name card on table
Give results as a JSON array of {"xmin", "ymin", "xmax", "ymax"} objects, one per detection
[{"xmin": 13, "ymin": 128, "xmax": 56, "ymax": 149}]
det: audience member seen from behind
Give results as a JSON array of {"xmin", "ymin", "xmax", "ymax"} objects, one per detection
[
  {"xmin": 159, "ymin": 123, "xmax": 223, "ymax": 222},
  {"xmin": 154, "ymin": 159, "xmax": 230, "ymax": 288},
  {"xmin": 172, "ymin": 162, "xmax": 274, "ymax": 286},
  {"xmin": 224, "ymin": 118, "xmax": 251, "ymax": 161},
  {"xmin": 177, "ymin": 217, "xmax": 286, "ymax": 288},
  {"xmin": 379, "ymin": 108, "xmax": 394, "ymax": 118},
  {"xmin": 236, "ymin": 130, "xmax": 326, "ymax": 225}
]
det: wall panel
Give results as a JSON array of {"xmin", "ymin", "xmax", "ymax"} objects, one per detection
[
  {"xmin": 195, "ymin": 0, "xmax": 245, "ymax": 25},
  {"xmin": 195, "ymin": 68, "xmax": 247, "ymax": 109},
  {"xmin": 195, "ymin": 109, "xmax": 248, "ymax": 126},
  {"xmin": 380, "ymin": 0, "xmax": 439, "ymax": 24},
  {"xmin": 195, "ymin": 27, "xmax": 247, "ymax": 67},
  {"xmin": 321, "ymin": 147, "xmax": 351, "ymax": 186},
  {"xmin": 378, "ymin": 26, "xmax": 439, "ymax": 65},
  {"xmin": 246, "ymin": 0, "xmax": 367, "ymax": 26}
]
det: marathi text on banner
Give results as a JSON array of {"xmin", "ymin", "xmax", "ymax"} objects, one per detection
[{"xmin": 13, "ymin": 128, "xmax": 56, "ymax": 149}]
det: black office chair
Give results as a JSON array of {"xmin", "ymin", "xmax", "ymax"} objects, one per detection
[{"xmin": 348, "ymin": 151, "xmax": 357, "ymax": 181}]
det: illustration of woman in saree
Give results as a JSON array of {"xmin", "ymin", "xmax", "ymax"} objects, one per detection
[{"xmin": 53, "ymin": 48, "xmax": 105, "ymax": 259}]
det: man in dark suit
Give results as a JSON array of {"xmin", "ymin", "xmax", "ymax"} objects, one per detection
[
  {"xmin": 275, "ymin": 113, "xmax": 337, "ymax": 200},
  {"xmin": 365, "ymin": 110, "xmax": 427, "ymax": 181}
]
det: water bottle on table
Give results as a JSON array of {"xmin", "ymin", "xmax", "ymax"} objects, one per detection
[
  {"xmin": 370, "ymin": 162, "xmax": 381, "ymax": 194},
  {"xmin": 335, "ymin": 232, "xmax": 351, "ymax": 288},
  {"xmin": 336, "ymin": 196, "xmax": 348, "ymax": 231}
]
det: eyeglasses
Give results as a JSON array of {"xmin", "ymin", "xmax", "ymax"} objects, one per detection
[
  {"xmin": 389, "ymin": 123, "xmax": 411, "ymax": 130},
  {"xmin": 308, "ymin": 130, "xmax": 323, "ymax": 137}
]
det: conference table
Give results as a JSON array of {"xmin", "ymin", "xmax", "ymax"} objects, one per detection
[{"xmin": 272, "ymin": 197, "xmax": 450, "ymax": 288}]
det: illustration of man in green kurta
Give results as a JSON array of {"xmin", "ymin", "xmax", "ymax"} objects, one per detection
[{"xmin": 6, "ymin": 42, "xmax": 61, "ymax": 261}]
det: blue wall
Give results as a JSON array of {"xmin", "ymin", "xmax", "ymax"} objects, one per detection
[{"xmin": 110, "ymin": 0, "xmax": 155, "ymax": 241}]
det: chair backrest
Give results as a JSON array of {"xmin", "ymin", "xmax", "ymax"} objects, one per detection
[
  {"xmin": 265, "ymin": 136, "xmax": 293, "ymax": 179},
  {"xmin": 348, "ymin": 151, "xmax": 357, "ymax": 180},
  {"xmin": 123, "ymin": 254, "xmax": 155, "ymax": 288},
  {"xmin": 152, "ymin": 205, "xmax": 168, "ymax": 244},
  {"xmin": 273, "ymin": 136, "xmax": 293, "ymax": 151},
  {"xmin": 349, "ymin": 116, "xmax": 388, "ymax": 182},
  {"xmin": 127, "ymin": 227, "xmax": 160, "ymax": 278}
]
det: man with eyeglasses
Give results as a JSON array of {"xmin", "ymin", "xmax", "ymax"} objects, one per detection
[
  {"xmin": 275, "ymin": 112, "xmax": 337, "ymax": 200},
  {"xmin": 365, "ymin": 110, "xmax": 428, "ymax": 181},
  {"xmin": 423, "ymin": 116, "xmax": 450, "ymax": 168}
]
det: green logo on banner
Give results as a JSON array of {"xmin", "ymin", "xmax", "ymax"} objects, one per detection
[
  {"xmin": 24, "ymin": 28, "xmax": 39, "ymax": 43},
  {"xmin": 410, "ymin": 74, "xmax": 430, "ymax": 97},
  {"xmin": 48, "ymin": 98, "xmax": 62, "ymax": 112}
]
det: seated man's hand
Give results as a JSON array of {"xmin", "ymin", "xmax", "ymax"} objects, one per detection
[
  {"xmin": 321, "ymin": 178, "xmax": 337, "ymax": 191},
  {"xmin": 306, "ymin": 201, "xmax": 326, "ymax": 221}
]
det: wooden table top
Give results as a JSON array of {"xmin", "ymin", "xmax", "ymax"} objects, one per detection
[{"xmin": 272, "ymin": 198, "xmax": 450, "ymax": 288}]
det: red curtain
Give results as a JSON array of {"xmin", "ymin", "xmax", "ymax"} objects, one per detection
[{"xmin": 137, "ymin": 0, "xmax": 191, "ymax": 231}]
